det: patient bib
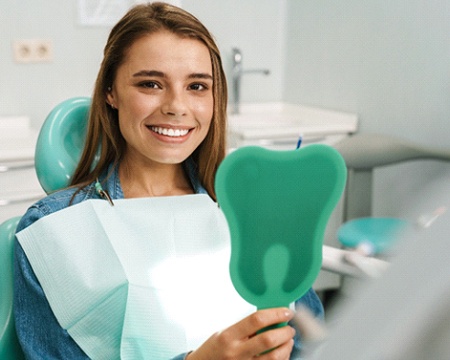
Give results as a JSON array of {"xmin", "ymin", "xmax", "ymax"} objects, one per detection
[{"xmin": 17, "ymin": 194, "xmax": 255, "ymax": 359}]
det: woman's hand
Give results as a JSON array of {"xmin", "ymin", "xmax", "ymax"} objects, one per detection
[{"xmin": 186, "ymin": 307, "xmax": 296, "ymax": 360}]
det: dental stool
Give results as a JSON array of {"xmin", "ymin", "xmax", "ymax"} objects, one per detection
[
  {"xmin": 335, "ymin": 133, "xmax": 450, "ymax": 256},
  {"xmin": 0, "ymin": 97, "xmax": 90, "ymax": 359}
]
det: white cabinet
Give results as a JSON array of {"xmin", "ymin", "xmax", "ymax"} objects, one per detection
[{"xmin": 0, "ymin": 117, "xmax": 45, "ymax": 224}]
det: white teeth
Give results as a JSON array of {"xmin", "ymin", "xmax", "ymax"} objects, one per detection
[{"xmin": 150, "ymin": 126, "xmax": 189, "ymax": 137}]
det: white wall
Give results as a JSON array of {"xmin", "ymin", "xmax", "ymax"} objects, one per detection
[
  {"xmin": 284, "ymin": 0, "xmax": 450, "ymax": 216},
  {"xmin": 0, "ymin": 0, "xmax": 110, "ymax": 128},
  {"xmin": 284, "ymin": 0, "xmax": 450, "ymax": 146}
]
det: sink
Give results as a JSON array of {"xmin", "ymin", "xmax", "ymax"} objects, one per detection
[{"xmin": 227, "ymin": 102, "xmax": 358, "ymax": 149}]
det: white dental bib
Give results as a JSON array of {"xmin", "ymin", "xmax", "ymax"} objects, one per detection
[{"xmin": 17, "ymin": 194, "xmax": 255, "ymax": 359}]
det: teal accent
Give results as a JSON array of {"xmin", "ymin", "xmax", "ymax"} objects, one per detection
[
  {"xmin": 0, "ymin": 217, "xmax": 25, "ymax": 360},
  {"xmin": 338, "ymin": 217, "xmax": 408, "ymax": 254},
  {"xmin": 95, "ymin": 180, "xmax": 103, "ymax": 194},
  {"xmin": 35, "ymin": 97, "xmax": 91, "ymax": 194},
  {"xmin": 95, "ymin": 178, "xmax": 115, "ymax": 206},
  {"xmin": 215, "ymin": 145, "xmax": 347, "ymax": 310}
]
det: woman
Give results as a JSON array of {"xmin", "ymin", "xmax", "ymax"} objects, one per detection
[{"xmin": 14, "ymin": 3, "xmax": 323, "ymax": 359}]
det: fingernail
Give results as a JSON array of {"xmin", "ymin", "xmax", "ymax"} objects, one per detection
[
  {"xmin": 291, "ymin": 326, "xmax": 296, "ymax": 336},
  {"xmin": 284, "ymin": 308, "xmax": 294, "ymax": 318}
]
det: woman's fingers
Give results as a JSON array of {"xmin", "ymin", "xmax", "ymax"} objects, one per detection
[
  {"xmin": 245, "ymin": 325, "xmax": 296, "ymax": 358},
  {"xmin": 186, "ymin": 308, "xmax": 296, "ymax": 360},
  {"xmin": 233, "ymin": 308, "xmax": 294, "ymax": 338},
  {"xmin": 256, "ymin": 338, "xmax": 295, "ymax": 360}
]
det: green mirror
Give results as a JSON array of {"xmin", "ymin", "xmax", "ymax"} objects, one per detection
[{"xmin": 215, "ymin": 145, "xmax": 346, "ymax": 310}]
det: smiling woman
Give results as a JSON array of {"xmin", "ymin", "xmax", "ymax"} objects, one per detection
[
  {"xmin": 105, "ymin": 30, "xmax": 215, "ymax": 197},
  {"xmin": 106, "ymin": 31, "xmax": 214, "ymax": 197},
  {"xmin": 70, "ymin": 2, "xmax": 228, "ymax": 201},
  {"xmin": 13, "ymin": 2, "xmax": 323, "ymax": 360}
]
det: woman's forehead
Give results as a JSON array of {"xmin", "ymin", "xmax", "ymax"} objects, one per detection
[{"xmin": 120, "ymin": 31, "xmax": 212, "ymax": 75}]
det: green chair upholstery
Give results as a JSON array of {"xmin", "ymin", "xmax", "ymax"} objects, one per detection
[
  {"xmin": 0, "ymin": 97, "xmax": 90, "ymax": 358},
  {"xmin": 0, "ymin": 216, "xmax": 25, "ymax": 360},
  {"xmin": 35, "ymin": 97, "xmax": 90, "ymax": 194}
]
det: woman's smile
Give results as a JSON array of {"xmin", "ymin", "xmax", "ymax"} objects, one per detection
[
  {"xmin": 149, "ymin": 126, "xmax": 190, "ymax": 138},
  {"xmin": 147, "ymin": 125, "xmax": 193, "ymax": 143}
]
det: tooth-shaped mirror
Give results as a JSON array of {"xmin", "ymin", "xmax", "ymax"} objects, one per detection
[{"xmin": 215, "ymin": 145, "xmax": 346, "ymax": 310}]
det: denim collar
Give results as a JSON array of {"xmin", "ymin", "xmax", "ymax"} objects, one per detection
[{"xmin": 99, "ymin": 157, "xmax": 206, "ymax": 200}]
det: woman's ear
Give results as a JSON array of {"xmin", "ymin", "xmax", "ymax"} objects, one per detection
[{"xmin": 106, "ymin": 88, "xmax": 116, "ymax": 109}]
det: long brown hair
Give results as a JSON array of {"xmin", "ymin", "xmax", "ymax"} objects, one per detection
[{"xmin": 70, "ymin": 2, "xmax": 227, "ymax": 200}]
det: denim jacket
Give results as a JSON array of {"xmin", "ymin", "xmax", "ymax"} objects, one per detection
[{"xmin": 14, "ymin": 160, "xmax": 323, "ymax": 359}]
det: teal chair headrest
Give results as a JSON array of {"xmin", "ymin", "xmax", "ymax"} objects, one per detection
[{"xmin": 35, "ymin": 97, "xmax": 91, "ymax": 194}]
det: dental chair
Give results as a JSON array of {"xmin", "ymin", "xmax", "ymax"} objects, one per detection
[
  {"xmin": 334, "ymin": 133, "xmax": 450, "ymax": 256},
  {"xmin": 0, "ymin": 217, "xmax": 23, "ymax": 359},
  {"xmin": 0, "ymin": 97, "xmax": 90, "ymax": 359}
]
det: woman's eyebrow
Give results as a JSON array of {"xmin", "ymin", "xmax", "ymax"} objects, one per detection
[
  {"xmin": 132, "ymin": 70, "xmax": 212, "ymax": 80},
  {"xmin": 133, "ymin": 70, "xmax": 165, "ymax": 78},
  {"xmin": 188, "ymin": 73, "xmax": 213, "ymax": 80}
]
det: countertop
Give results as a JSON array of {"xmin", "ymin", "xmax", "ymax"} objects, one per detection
[{"xmin": 228, "ymin": 102, "xmax": 358, "ymax": 140}]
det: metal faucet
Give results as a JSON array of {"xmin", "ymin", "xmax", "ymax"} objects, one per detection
[{"xmin": 231, "ymin": 47, "xmax": 270, "ymax": 114}]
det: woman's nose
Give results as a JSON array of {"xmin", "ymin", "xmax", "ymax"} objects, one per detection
[{"xmin": 161, "ymin": 89, "xmax": 187, "ymax": 117}]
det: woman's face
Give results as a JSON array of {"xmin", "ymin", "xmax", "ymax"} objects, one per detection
[{"xmin": 107, "ymin": 30, "xmax": 214, "ymax": 167}]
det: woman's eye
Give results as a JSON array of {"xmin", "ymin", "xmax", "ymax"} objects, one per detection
[
  {"xmin": 139, "ymin": 81, "xmax": 160, "ymax": 89},
  {"xmin": 189, "ymin": 83, "xmax": 207, "ymax": 91}
]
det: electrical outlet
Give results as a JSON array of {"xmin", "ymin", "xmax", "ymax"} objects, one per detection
[{"xmin": 12, "ymin": 39, "xmax": 53, "ymax": 63}]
